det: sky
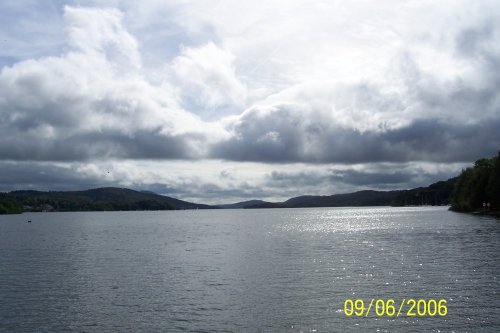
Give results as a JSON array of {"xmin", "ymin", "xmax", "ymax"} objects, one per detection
[{"xmin": 1, "ymin": 0, "xmax": 499, "ymax": 204}]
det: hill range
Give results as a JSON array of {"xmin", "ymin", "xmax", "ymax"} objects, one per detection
[{"xmin": 0, "ymin": 177, "xmax": 457, "ymax": 214}]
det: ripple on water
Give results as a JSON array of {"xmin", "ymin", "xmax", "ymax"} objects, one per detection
[{"xmin": 0, "ymin": 207, "xmax": 498, "ymax": 332}]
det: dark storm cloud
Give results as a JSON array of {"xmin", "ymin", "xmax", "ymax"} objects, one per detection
[
  {"xmin": 0, "ymin": 162, "xmax": 113, "ymax": 191},
  {"xmin": 0, "ymin": 127, "xmax": 203, "ymax": 161},
  {"xmin": 266, "ymin": 167, "xmax": 457, "ymax": 192},
  {"xmin": 212, "ymin": 111, "xmax": 500, "ymax": 164}
]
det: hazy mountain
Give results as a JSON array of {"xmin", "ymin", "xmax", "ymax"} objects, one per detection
[
  {"xmin": 245, "ymin": 179, "xmax": 458, "ymax": 209},
  {"xmin": 217, "ymin": 200, "xmax": 272, "ymax": 209},
  {"xmin": 6, "ymin": 187, "xmax": 212, "ymax": 212},
  {"xmin": 282, "ymin": 190, "xmax": 405, "ymax": 207},
  {"xmin": 245, "ymin": 190, "xmax": 404, "ymax": 208},
  {"xmin": 0, "ymin": 178, "xmax": 458, "ymax": 214}
]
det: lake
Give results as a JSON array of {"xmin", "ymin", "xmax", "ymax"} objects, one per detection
[{"xmin": 0, "ymin": 207, "xmax": 499, "ymax": 332}]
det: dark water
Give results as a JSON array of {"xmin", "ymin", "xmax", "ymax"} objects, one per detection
[{"xmin": 0, "ymin": 207, "xmax": 499, "ymax": 332}]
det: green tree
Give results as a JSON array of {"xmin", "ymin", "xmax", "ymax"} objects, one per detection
[
  {"xmin": 486, "ymin": 152, "xmax": 500, "ymax": 210},
  {"xmin": 451, "ymin": 153, "xmax": 499, "ymax": 212},
  {"xmin": 0, "ymin": 197, "xmax": 22, "ymax": 214}
]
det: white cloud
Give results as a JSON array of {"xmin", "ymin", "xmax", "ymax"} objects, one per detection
[
  {"xmin": 64, "ymin": 6, "xmax": 141, "ymax": 69},
  {"xmin": 172, "ymin": 42, "xmax": 247, "ymax": 110},
  {"xmin": 0, "ymin": 6, "xmax": 225, "ymax": 161}
]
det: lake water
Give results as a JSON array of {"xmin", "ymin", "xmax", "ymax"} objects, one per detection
[{"xmin": 0, "ymin": 207, "xmax": 499, "ymax": 332}]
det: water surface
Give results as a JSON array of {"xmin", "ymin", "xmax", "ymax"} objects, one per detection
[{"xmin": 1, "ymin": 207, "xmax": 499, "ymax": 332}]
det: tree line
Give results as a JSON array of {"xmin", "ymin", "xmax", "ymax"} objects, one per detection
[{"xmin": 451, "ymin": 151, "xmax": 500, "ymax": 212}]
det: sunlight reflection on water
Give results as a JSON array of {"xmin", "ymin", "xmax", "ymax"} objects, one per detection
[
  {"xmin": 0, "ymin": 206, "xmax": 498, "ymax": 332},
  {"xmin": 278, "ymin": 207, "xmax": 421, "ymax": 234}
]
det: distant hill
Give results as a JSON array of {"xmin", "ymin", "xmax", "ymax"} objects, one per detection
[
  {"xmin": 217, "ymin": 200, "xmax": 271, "ymax": 209},
  {"xmin": 243, "ymin": 201, "xmax": 283, "ymax": 209},
  {"xmin": 245, "ymin": 190, "xmax": 404, "ymax": 208},
  {"xmin": 282, "ymin": 190, "xmax": 405, "ymax": 207},
  {"xmin": 0, "ymin": 175, "xmax": 464, "ymax": 214},
  {"xmin": 245, "ymin": 179, "xmax": 457, "ymax": 209},
  {"xmin": 4, "ymin": 187, "xmax": 212, "ymax": 213}
]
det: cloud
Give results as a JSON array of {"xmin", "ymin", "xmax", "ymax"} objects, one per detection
[
  {"xmin": 0, "ymin": 162, "xmax": 112, "ymax": 191},
  {"xmin": 329, "ymin": 170, "xmax": 411, "ymax": 186},
  {"xmin": 0, "ymin": 158, "xmax": 466, "ymax": 203},
  {"xmin": 172, "ymin": 42, "xmax": 247, "ymax": 111},
  {"xmin": 64, "ymin": 6, "xmax": 141, "ymax": 69},
  {"xmin": 0, "ymin": 6, "xmax": 220, "ymax": 162},
  {"xmin": 1, "ymin": 1, "xmax": 500, "ymax": 199},
  {"xmin": 265, "ymin": 163, "xmax": 461, "ymax": 195},
  {"xmin": 2, "ymin": 3, "xmax": 499, "ymax": 165},
  {"xmin": 0, "ymin": 160, "xmax": 273, "ymax": 203},
  {"xmin": 210, "ymin": 15, "xmax": 500, "ymax": 165},
  {"xmin": 212, "ymin": 101, "xmax": 500, "ymax": 164}
]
